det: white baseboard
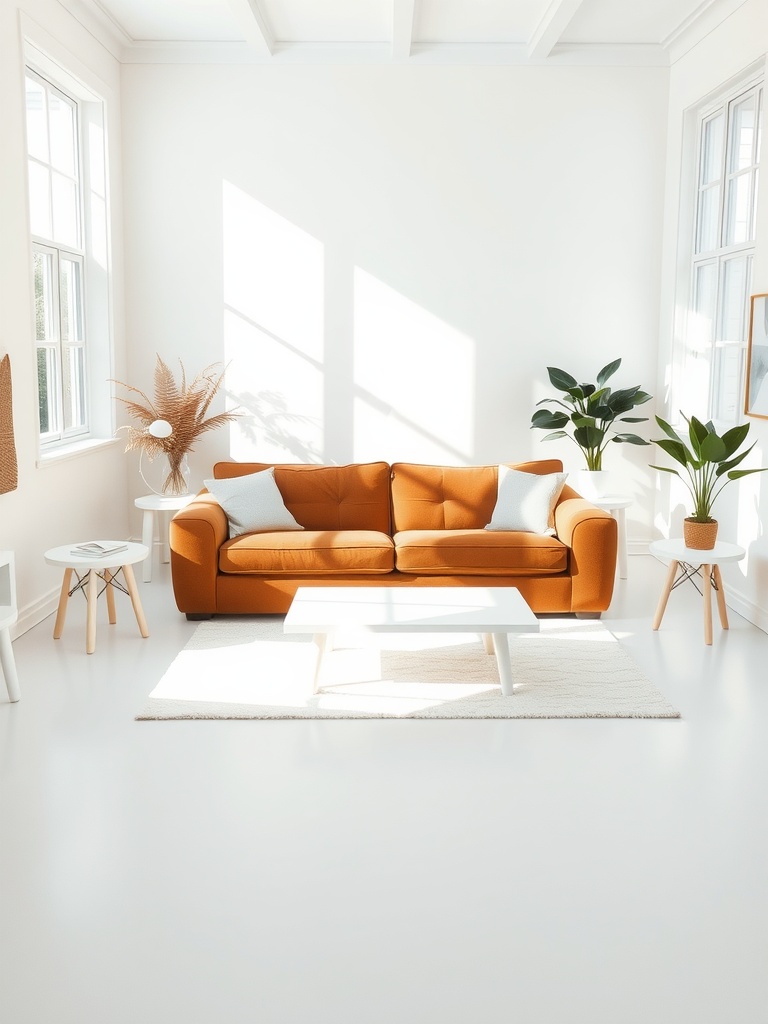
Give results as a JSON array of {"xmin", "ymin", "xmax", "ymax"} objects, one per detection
[
  {"xmin": 723, "ymin": 584, "xmax": 768, "ymax": 634},
  {"xmin": 12, "ymin": 588, "xmax": 60, "ymax": 639}
]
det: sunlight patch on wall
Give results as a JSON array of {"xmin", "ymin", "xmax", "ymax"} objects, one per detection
[
  {"xmin": 353, "ymin": 268, "xmax": 474, "ymax": 464},
  {"xmin": 222, "ymin": 182, "xmax": 324, "ymax": 462}
]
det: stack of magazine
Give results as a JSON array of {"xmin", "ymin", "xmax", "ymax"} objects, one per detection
[{"xmin": 70, "ymin": 541, "xmax": 128, "ymax": 557}]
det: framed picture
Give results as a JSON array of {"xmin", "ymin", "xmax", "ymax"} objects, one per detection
[{"xmin": 745, "ymin": 293, "xmax": 768, "ymax": 419}]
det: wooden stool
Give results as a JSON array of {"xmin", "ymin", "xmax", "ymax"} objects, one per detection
[
  {"xmin": 44, "ymin": 542, "xmax": 150, "ymax": 654},
  {"xmin": 650, "ymin": 539, "xmax": 746, "ymax": 645}
]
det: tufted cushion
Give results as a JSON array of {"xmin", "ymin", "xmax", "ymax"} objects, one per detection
[
  {"xmin": 394, "ymin": 530, "xmax": 568, "ymax": 576},
  {"xmin": 219, "ymin": 530, "xmax": 395, "ymax": 575}
]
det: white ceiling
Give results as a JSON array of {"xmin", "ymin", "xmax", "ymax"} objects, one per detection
[{"xmin": 75, "ymin": 0, "xmax": 742, "ymax": 63}]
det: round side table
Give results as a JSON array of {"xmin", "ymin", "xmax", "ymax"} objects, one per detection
[
  {"xmin": 649, "ymin": 539, "xmax": 745, "ymax": 645},
  {"xmin": 44, "ymin": 542, "xmax": 150, "ymax": 655},
  {"xmin": 589, "ymin": 495, "xmax": 632, "ymax": 580},
  {"xmin": 135, "ymin": 494, "xmax": 195, "ymax": 583}
]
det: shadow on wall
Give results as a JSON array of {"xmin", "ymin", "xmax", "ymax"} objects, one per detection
[{"xmin": 229, "ymin": 388, "xmax": 324, "ymax": 465}]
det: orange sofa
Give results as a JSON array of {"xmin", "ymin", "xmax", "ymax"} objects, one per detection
[{"xmin": 169, "ymin": 459, "xmax": 617, "ymax": 618}]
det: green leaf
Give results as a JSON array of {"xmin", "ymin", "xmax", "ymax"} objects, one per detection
[
  {"xmin": 531, "ymin": 409, "xmax": 569, "ymax": 430},
  {"xmin": 619, "ymin": 416, "xmax": 648, "ymax": 423},
  {"xmin": 699, "ymin": 431, "xmax": 727, "ymax": 462},
  {"xmin": 687, "ymin": 416, "xmax": 709, "ymax": 457},
  {"xmin": 541, "ymin": 430, "xmax": 569, "ymax": 442},
  {"xmin": 571, "ymin": 415, "xmax": 596, "ymax": 428},
  {"xmin": 650, "ymin": 464, "xmax": 681, "ymax": 476},
  {"xmin": 612, "ymin": 434, "xmax": 651, "ymax": 445},
  {"xmin": 720, "ymin": 422, "xmax": 750, "ymax": 459},
  {"xmin": 596, "ymin": 359, "xmax": 621, "ymax": 387},
  {"xmin": 654, "ymin": 438, "xmax": 689, "ymax": 467},
  {"xmin": 573, "ymin": 424, "xmax": 605, "ymax": 448},
  {"xmin": 715, "ymin": 445, "xmax": 754, "ymax": 476},
  {"xmin": 655, "ymin": 416, "xmax": 680, "ymax": 441},
  {"xmin": 547, "ymin": 367, "xmax": 578, "ymax": 392},
  {"xmin": 580, "ymin": 383, "xmax": 596, "ymax": 397},
  {"xmin": 727, "ymin": 467, "xmax": 768, "ymax": 481},
  {"xmin": 631, "ymin": 391, "xmax": 653, "ymax": 406}
]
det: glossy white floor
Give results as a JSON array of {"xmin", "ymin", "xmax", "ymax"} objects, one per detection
[{"xmin": 1, "ymin": 555, "xmax": 767, "ymax": 1024}]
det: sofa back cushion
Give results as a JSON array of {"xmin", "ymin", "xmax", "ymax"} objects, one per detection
[
  {"xmin": 212, "ymin": 462, "xmax": 392, "ymax": 533},
  {"xmin": 390, "ymin": 460, "xmax": 565, "ymax": 532}
]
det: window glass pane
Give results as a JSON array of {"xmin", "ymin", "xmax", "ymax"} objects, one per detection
[
  {"xmin": 712, "ymin": 345, "xmax": 744, "ymax": 422},
  {"xmin": 51, "ymin": 172, "xmax": 79, "ymax": 248},
  {"xmin": 696, "ymin": 185, "xmax": 720, "ymax": 253},
  {"xmin": 692, "ymin": 262, "xmax": 717, "ymax": 347},
  {"xmin": 728, "ymin": 94, "xmax": 757, "ymax": 173},
  {"xmin": 62, "ymin": 344, "xmax": 86, "ymax": 432},
  {"xmin": 48, "ymin": 91, "xmax": 77, "ymax": 176},
  {"xmin": 701, "ymin": 113, "xmax": 724, "ymax": 184},
  {"xmin": 724, "ymin": 171, "xmax": 753, "ymax": 245},
  {"xmin": 720, "ymin": 255, "xmax": 750, "ymax": 341},
  {"xmin": 33, "ymin": 250, "xmax": 55, "ymax": 342},
  {"xmin": 60, "ymin": 259, "xmax": 83, "ymax": 342},
  {"xmin": 37, "ymin": 346, "xmax": 59, "ymax": 436},
  {"xmin": 25, "ymin": 77, "xmax": 48, "ymax": 163},
  {"xmin": 28, "ymin": 161, "xmax": 51, "ymax": 239}
]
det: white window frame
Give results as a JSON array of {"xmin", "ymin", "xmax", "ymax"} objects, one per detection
[
  {"xmin": 23, "ymin": 42, "xmax": 114, "ymax": 458},
  {"xmin": 672, "ymin": 67, "xmax": 764, "ymax": 431}
]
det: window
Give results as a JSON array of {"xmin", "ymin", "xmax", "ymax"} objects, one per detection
[
  {"xmin": 24, "ymin": 54, "xmax": 111, "ymax": 452},
  {"xmin": 676, "ymin": 75, "xmax": 763, "ymax": 426}
]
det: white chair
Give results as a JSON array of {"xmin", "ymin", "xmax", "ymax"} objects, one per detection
[{"xmin": 0, "ymin": 550, "xmax": 20, "ymax": 702}]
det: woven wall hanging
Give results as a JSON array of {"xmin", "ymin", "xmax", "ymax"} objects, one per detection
[{"xmin": 0, "ymin": 354, "xmax": 19, "ymax": 494}]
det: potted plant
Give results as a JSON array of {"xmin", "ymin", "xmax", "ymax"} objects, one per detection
[
  {"xmin": 651, "ymin": 414, "xmax": 768, "ymax": 549},
  {"xmin": 530, "ymin": 359, "xmax": 652, "ymax": 495},
  {"xmin": 113, "ymin": 356, "xmax": 239, "ymax": 495}
]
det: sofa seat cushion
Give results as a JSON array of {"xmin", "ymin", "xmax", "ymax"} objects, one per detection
[
  {"xmin": 219, "ymin": 531, "xmax": 395, "ymax": 575},
  {"xmin": 393, "ymin": 530, "xmax": 568, "ymax": 576}
]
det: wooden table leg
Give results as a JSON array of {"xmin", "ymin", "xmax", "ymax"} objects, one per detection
[
  {"xmin": 122, "ymin": 564, "xmax": 149, "ymax": 639},
  {"xmin": 713, "ymin": 564, "xmax": 729, "ymax": 629},
  {"xmin": 482, "ymin": 633, "xmax": 495, "ymax": 655},
  {"xmin": 703, "ymin": 564, "xmax": 713, "ymax": 645},
  {"xmin": 86, "ymin": 569, "xmax": 98, "ymax": 654},
  {"xmin": 53, "ymin": 568, "xmax": 73, "ymax": 640},
  {"xmin": 653, "ymin": 560, "xmax": 678, "ymax": 630},
  {"xmin": 104, "ymin": 569, "xmax": 117, "ymax": 624},
  {"xmin": 141, "ymin": 509, "xmax": 153, "ymax": 583}
]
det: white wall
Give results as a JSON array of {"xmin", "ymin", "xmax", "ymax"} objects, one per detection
[
  {"xmin": 121, "ymin": 61, "xmax": 668, "ymax": 542},
  {"xmin": 657, "ymin": 0, "xmax": 768, "ymax": 629},
  {"xmin": 0, "ymin": 0, "xmax": 128, "ymax": 633}
]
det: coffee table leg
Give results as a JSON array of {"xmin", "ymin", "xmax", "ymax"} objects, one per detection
[
  {"xmin": 53, "ymin": 568, "xmax": 73, "ymax": 640},
  {"xmin": 492, "ymin": 632, "xmax": 515, "ymax": 696},
  {"xmin": 86, "ymin": 569, "xmax": 98, "ymax": 654},
  {"xmin": 312, "ymin": 632, "xmax": 330, "ymax": 694},
  {"xmin": 482, "ymin": 633, "xmax": 494, "ymax": 655},
  {"xmin": 123, "ymin": 564, "xmax": 149, "ymax": 639},
  {"xmin": 0, "ymin": 628, "xmax": 20, "ymax": 702},
  {"xmin": 653, "ymin": 560, "xmax": 679, "ymax": 631},
  {"xmin": 713, "ymin": 564, "xmax": 729, "ymax": 629}
]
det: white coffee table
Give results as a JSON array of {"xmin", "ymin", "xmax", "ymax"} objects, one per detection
[
  {"xmin": 650, "ymin": 539, "xmax": 746, "ymax": 645},
  {"xmin": 44, "ymin": 541, "xmax": 150, "ymax": 654},
  {"xmin": 135, "ymin": 494, "xmax": 195, "ymax": 583},
  {"xmin": 283, "ymin": 586, "xmax": 540, "ymax": 696}
]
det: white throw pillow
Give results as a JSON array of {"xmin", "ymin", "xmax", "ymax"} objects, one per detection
[
  {"xmin": 203, "ymin": 468, "xmax": 304, "ymax": 538},
  {"xmin": 484, "ymin": 466, "xmax": 567, "ymax": 536}
]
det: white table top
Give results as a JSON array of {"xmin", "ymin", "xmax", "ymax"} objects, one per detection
[
  {"xmin": 650, "ymin": 539, "xmax": 746, "ymax": 565},
  {"xmin": 44, "ymin": 541, "xmax": 149, "ymax": 569},
  {"xmin": 284, "ymin": 586, "xmax": 540, "ymax": 634},
  {"xmin": 134, "ymin": 493, "xmax": 195, "ymax": 511}
]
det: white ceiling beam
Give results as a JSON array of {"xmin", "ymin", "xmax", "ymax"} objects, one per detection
[
  {"xmin": 527, "ymin": 0, "xmax": 585, "ymax": 59},
  {"xmin": 227, "ymin": 0, "xmax": 274, "ymax": 55},
  {"xmin": 392, "ymin": 0, "xmax": 418, "ymax": 59}
]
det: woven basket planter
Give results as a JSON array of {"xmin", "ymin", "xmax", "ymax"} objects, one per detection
[{"xmin": 683, "ymin": 517, "xmax": 718, "ymax": 550}]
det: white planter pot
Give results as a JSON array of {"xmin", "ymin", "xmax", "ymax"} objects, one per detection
[{"xmin": 570, "ymin": 470, "xmax": 618, "ymax": 500}]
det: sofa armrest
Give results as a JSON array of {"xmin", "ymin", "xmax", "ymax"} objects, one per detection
[
  {"xmin": 169, "ymin": 494, "xmax": 228, "ymax": 614},
  {"xmin": 554, "ymin": 497, "xmax": 617, "ymax": 613}
]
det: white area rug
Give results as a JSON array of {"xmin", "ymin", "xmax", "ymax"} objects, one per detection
[{"xmin": 137, "ymin": 617, "xmax": 680, "ymax": 720}]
